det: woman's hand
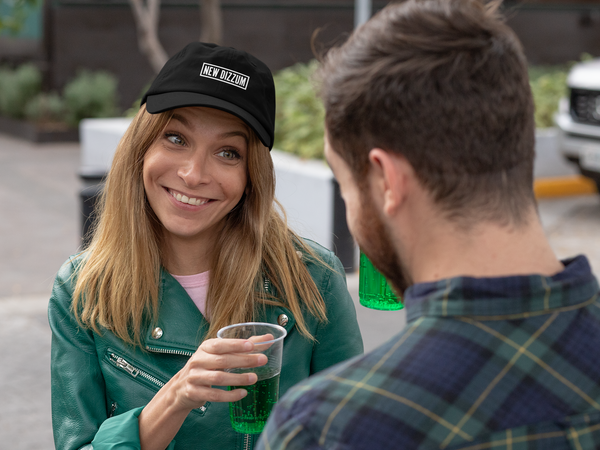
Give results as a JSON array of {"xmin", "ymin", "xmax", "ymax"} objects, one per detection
[
  {"xmin": 171, "ymin": 337, "xmax": 268, "ymax": 410},
  {"xmin": 138, "ymin": 338, "xmax": 266, "ymax": 450}
]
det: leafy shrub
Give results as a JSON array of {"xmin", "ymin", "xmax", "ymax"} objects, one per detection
[
  {"xmin": 529, "ymin": 65, "xmax": 569, "ymax": 129},
  {"xmin": 63, "ymin": 70, "xmax": 119, "ymax": 127},
  {"xmin": 0, "ymin": 64, "xmax": 120, "ymax": 126},
  {"xmin": 0, "ymin": 63, "xmax": 42, "ymax": 119},
  {"xmin": 24, "ymin": 92, "xmax": 65, "ymax": 123},
  {"xmin": 273, "ymin": 60, "xmax": 325, "ymax": 160},
  {"xmin": 528, "ymin": 54, "xmax": 595, "ymax": 129}
]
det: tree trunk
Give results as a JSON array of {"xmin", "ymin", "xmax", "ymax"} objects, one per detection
[
  {"xmin": 129, "ymin": 0, "xmax": 168, "ymax": 74},
  {"xmin": 200, "ymin": 0, "xmax": 222, "ymax": 44}
]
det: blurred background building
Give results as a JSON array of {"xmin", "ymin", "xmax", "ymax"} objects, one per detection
[{"xmin": 1, "ymin": 0, "xmax": 600, "ymax": 111}]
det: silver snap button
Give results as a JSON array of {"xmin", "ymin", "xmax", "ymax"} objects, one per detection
[
  {"xmin": 278, "ymin": 314, "xmax": 289, "ymax": 327},
  {"xmin": 152, "ymin": 327, "xmax": 163, "ymax": 339}
]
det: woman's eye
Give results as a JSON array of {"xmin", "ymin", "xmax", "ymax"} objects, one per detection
[
  {"xmin": 217, "ymin": 149, "xmax": 241, "ymax": 160},
  {"xmin": 166, "ymin": 133, "xmax": 185, "ymax": 146}
]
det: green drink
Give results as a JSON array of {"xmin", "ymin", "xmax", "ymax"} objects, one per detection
[
  {"xmin": 217, "ymin": 322, "xmax": 287, "ymax": 434},
  {"xmin": 228, "ymin": 373, "xmax": 280, "ymax": 434},
  {"xmin": 359, "ymin": 252, "xmax": 403, "ymax": 311}
]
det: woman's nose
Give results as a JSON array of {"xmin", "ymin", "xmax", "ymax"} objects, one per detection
[{"xmin": 177, "ymin": 156, "xmax": 211, "ymax": 187}]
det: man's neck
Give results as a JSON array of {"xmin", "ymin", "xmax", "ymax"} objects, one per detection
[{"xmin": 404, "ymin": 210, "xmax": 564, "ymax": 284}]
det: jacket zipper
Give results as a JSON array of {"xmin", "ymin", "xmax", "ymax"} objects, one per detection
[
  {"xmin": 109, "ymin": 353, "xmax": 166, "ymax": 388},
  {"xmin": 145, "ymin": 346, "xmax": 194, "ymax": 356},
  {"xmin": 243, "ymin": 433, "xmax": 251, "ymax": 450}
]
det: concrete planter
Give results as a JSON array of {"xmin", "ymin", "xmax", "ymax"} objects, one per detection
[
  {"xmin": 79, "ymin": 118, "xmax": 132, "ymax": 182},
  {"xmin": 78, "ymin": 118, "xmax": 357, "ymax": 270}
]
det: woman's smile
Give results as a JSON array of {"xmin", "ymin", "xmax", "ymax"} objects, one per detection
[{"xmin": 166, "ymin": 187, "xmax": 212, "ymax": 207}]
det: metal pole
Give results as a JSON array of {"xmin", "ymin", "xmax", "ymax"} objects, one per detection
[{"xmin": 354, "ymin": 0, "xmax": 372, "ymax": 27}]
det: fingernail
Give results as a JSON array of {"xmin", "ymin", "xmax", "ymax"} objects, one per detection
[
  {"xmin": 239, "ymin": 389, "xmax": 248, "ymax": 398},
  {"xmin": 243, "ymin": 341, "xmax": 253, "ymax": 351}
]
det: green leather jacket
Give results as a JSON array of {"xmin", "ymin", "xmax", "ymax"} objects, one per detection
[{"xmin": 49, "ymin": 240, "xmax": 364, "ymax": 450}]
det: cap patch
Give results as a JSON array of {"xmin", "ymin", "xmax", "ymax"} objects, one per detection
[{"xmin": 199, "ymin": 63, "xmax": 249, "ymax": 90}]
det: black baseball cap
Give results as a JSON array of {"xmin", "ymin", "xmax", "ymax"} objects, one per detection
[{"xmin": 141, "ymin": 42, "xmax": 276, "ymax": 150}]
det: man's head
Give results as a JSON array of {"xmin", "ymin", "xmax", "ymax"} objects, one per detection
[
  {"xmin": 320, "ymin": 0, "xmax": 537, "ymax": 291},
  {"xmin": 320, "ymin": 0, "xmax": 535, "ymax": 224}
]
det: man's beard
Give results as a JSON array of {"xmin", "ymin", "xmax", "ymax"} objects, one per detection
[{"xmin": 355, "ymin": 190, "xmax": 412, "ymax": 296}]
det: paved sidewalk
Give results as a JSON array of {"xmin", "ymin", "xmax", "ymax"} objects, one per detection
[
  {"xmin": 0, "ymin": 295, "xmax": 54, "ymax": 449},
  {"xmin": 0, "ymin": 134, "xmax": 81, "ymax": 298},
  {"xmin": 0, "ymin": 132, "xmax": 80, "ymax": 450},
  {"xmin": 1, "ymin": 131, "xmax": 599, "ymax": 449}
]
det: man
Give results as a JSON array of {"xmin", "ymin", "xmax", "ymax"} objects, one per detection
[{"xmin": 257, "ymin": 0, "xmax": 600, "ymax": 449}]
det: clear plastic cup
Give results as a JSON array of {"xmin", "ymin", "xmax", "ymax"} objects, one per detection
[{"xmin": 217, "ymin": 322, "xmax": 287, "ymax": 434}]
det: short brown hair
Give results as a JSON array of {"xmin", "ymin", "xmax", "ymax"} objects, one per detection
[{"xmin": 319, "ymin": 0, "xmax": 536, "ymax": 225}]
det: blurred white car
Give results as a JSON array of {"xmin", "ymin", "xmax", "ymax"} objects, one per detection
[{"xmin": 555, "ymin": 58, "xmax": 600, "ymax": 192}]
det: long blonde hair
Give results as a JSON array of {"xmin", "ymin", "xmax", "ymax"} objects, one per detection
[{"xmin": 72, "ymin": 106, "xmax": 328, "ymax": 346}]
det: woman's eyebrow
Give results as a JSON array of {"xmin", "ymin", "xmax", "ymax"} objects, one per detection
[
  {"xmin": 170, "ymin": 113, "xmax": 191, "ymax": 128},
  {"xmin": 221, "ymin": 130, "xmax": 249, "ymax": 144}
]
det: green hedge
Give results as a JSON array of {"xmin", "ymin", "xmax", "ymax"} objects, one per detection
[
  {"xmin": 0, "ymin": 64, "xmax": 119, "ymax": 126},
  {"xmin": 62, "ymin": 70, "xmax": 119, "ymax": 127},
  {"xmin": 528, "ymin": 65, "xmax": 569, "ymax": 129},
  {"xmin": 273, "ymin": 60, "xmax": 325, "ymax": 160},
  {"xmin": 0, "ymin": 64, "xmax": 41, "ymax": 119}
]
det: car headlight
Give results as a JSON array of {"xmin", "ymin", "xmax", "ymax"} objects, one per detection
[{"xmin": 571, "ymin": 89, "xmax": 600, "ymax": 124}]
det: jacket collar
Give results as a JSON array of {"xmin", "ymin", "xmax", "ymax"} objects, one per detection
[
  {"xmin": 144, "ymin": 270, "xmax": 208, "ymax": 354},
  {"xmin": 144, "ymin": 269, "xmax": 296, "ymax": 355}
]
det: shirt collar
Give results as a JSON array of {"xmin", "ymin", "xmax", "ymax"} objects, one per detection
[{"xmin": 404, "ymin": 255, "xmax": 599, "ymax": 322}]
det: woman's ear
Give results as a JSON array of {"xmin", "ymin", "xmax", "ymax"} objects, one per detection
[{"xmin": 368, "ymin": 149, "xmax": 412, "ymax": 218}]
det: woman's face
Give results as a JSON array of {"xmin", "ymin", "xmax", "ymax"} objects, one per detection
[{"xmin": 143, "ymin": 106, "xmax": 249, "ymax": 247}]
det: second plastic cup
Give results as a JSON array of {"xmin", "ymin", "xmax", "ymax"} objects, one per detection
[
  {"xmin": 359, "ymin": 252, "xmax": 404, "ymax": 311},
  {"xmin": 217, "ymin": 322, "xmax": 287, "ymax": 434}
]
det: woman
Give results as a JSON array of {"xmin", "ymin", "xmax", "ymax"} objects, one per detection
[{"xmin": 49, "ymin": 42, "xmax": 363, "ymax": 450}]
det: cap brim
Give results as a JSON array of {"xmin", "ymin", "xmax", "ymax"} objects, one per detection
[{"xmin": 146, "ymin": 92, "xmax": 272, "ymax": 149}]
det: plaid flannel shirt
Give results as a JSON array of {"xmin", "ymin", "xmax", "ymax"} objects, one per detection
[{"xmin": 257, "ymin": 255, "xmax": 600, "ymax": 450}]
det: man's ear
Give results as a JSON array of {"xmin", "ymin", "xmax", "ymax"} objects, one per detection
[{"xmin": 368, "ymin": 149, "xmax": 411, "ymax": 217}]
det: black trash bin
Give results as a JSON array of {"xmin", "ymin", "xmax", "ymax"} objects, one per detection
[
  {"xmin": 79, "ymin": 173, "xmax": 106, "ymax": 249},
  {"xmin": 332, "ymin": 179, "xmax": 356, "ymax": 272}
]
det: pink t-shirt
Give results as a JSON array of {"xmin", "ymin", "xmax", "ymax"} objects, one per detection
[{"xmin": 171, "ymin": 271, "xmax": 210, "ymax": 318}]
